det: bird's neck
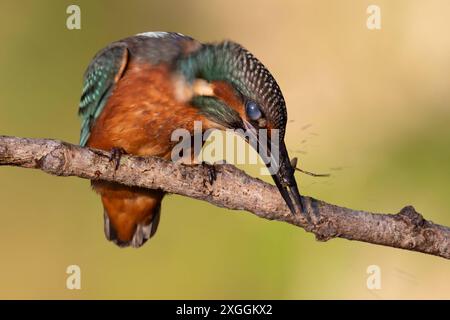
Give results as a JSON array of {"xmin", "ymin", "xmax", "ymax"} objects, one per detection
[{"xmin": 177, "ymin": 42, "xmax": 249, "ymax": 96}]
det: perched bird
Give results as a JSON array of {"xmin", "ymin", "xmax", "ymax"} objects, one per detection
[{"xmin": 79, "ymin": 32, "xmax": 304, "ymax": 248}]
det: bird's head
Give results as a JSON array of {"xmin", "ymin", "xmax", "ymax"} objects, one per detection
[{"xmin": 177, "ymin": 41, "xmax": 304, "ymax": 214}]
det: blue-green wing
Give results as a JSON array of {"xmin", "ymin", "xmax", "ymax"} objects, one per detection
[{"xmin": 78, "ymin": 43, "xmax": 129, "ymax": 146}]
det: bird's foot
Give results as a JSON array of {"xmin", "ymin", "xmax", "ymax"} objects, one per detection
[
  {"xmin": 109, "ymin": 147, "xmax": 127, "ymax": 171},
  {"xmin": 202, "ymin": 161, "xmax": 217, "ymax": 186}
]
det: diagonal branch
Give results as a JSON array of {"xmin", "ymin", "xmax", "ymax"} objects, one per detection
[{"xmin": 0, "ymin": 135, "xmax": 449, "ymax": 259}]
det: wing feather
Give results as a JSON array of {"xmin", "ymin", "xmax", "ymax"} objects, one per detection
[{"xmin": 78, "ymin": 43, "xmax": 129, "ymax": 146}]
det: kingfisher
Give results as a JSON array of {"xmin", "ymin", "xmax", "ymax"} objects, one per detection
[{"xmin": 79, "ymin": 31, "xmax": 305, "ymax": 248}]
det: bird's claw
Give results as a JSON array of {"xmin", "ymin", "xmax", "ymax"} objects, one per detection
[
  {"xmin": 109, "ymin": 147, "xmax": 127, "ymax": 171},
  {"xmin": 202, "ymin": 161, "xmax": 217, "ymax": 186}
]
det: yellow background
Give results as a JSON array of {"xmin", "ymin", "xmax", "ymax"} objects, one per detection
[{"xmin": 0, "ymin": 0, "xmax": 449, "ymax": 299}]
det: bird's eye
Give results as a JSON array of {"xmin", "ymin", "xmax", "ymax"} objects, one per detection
[{"xmin": 245, "ymin": 101, "xmax": 262, "ymax": 121}]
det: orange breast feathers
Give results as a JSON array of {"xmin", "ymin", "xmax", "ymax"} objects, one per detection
[{"xmin": 86, "ymin": 62, "xmax": 204, "ymax": 159}]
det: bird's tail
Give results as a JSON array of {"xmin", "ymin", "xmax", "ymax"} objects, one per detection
[
  {"xmin": 103, "ymin": 203, "xmax": 161, "ymax": 248},
  {"xmin": 93, "ymin": 181, "xmax": 164, "ymax": 248}
]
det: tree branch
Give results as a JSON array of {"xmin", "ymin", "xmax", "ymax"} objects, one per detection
[{"xmin": 0, "ymin": 135, "xmax": 449, "ymax": 259}]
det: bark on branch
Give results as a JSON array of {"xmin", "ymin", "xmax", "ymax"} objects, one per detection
[{"xmin": 0, "ymin": 135, "xmax": 449, "ymax": 259}]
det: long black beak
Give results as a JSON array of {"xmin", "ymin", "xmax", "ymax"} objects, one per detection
[
  {"xmin": 242, "ymin": 121, "xmax": 304, "ymax": 215},
  {"xmin": 270, "ymin": 141, "xmax": 304, "ymax": 215}
]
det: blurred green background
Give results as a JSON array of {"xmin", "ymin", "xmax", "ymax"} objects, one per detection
[{"xmin": 0, "ymin": 0, "xmax": 449, "ymax": 299}]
